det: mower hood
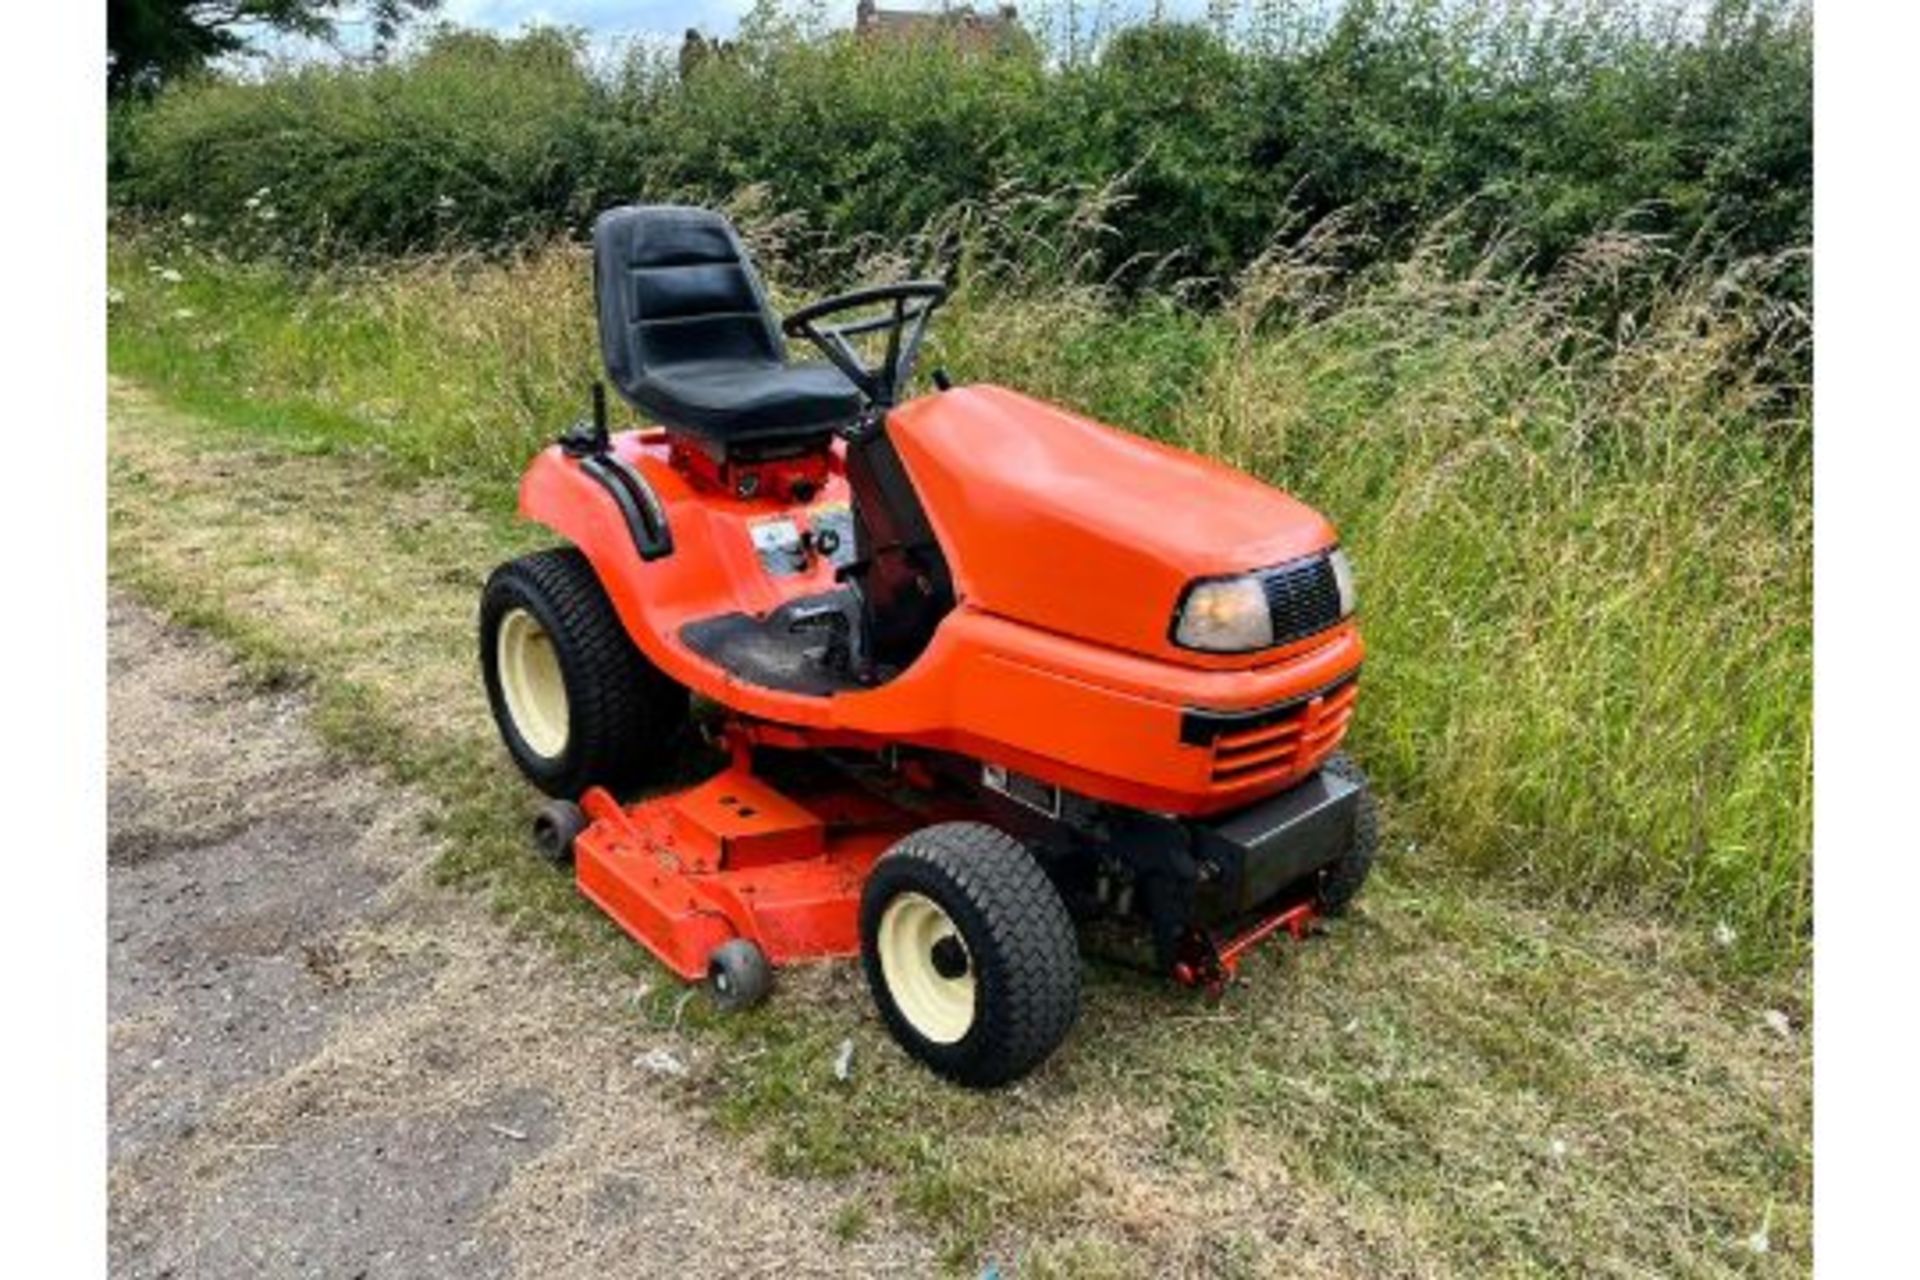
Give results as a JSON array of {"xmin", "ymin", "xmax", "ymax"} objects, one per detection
[{"xmin": 888, "ymin": 384, "xmax": 1338, "ymax": 664}]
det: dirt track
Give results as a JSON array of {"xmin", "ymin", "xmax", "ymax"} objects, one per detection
[{"xmin": 106, "ymin": 593, "xmax": 931, "ymax": 1278}]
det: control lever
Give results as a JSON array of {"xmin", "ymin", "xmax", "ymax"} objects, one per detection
[{"xmin": 560, "ymin": 381, "xmax": 611, "ymax": 456}]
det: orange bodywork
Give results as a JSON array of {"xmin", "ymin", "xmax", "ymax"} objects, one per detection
[
  {"xmin": 520, "ymin": 382, "xmax": 1362, "ymax": 819},
  {"xmin": 888, "ymin": 385, "xmax": 1338, "ymax": 665}
]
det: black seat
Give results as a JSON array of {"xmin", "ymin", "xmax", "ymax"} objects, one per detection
[{"xmin": 593, "ymin": 205, "xmax": 864, "ymax": 454}]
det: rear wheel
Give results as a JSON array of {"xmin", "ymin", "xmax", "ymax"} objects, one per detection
[
  {"xmin": 1315, "ymin": 752, "xmax": 1379, "ymax": 916},
  {"xmin": 480, "ymin": 548, "xmax": 687, "ymax": 798},
  {"xmin": 860, "ymin": 823, "xmax": 1080, "ymax": 1088}
]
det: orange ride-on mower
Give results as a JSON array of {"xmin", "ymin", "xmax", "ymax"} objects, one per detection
[{"xmin": 479, "ymin": 206, "xmax": 1376, "ymax": 1087}]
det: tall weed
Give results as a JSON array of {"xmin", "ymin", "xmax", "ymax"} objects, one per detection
[{"xmin": 108, "ymin": 205, "xmax": 1811, "ymax": 962}]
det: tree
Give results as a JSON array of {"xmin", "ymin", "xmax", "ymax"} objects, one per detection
[{"xmin": 108, "ymin": 1, "xmax": 441, "ymax": 96}]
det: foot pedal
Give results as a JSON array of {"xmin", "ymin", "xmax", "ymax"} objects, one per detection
[{"xmin": 786, "ymin": 604, "xmax": 859, "ymax": 677}]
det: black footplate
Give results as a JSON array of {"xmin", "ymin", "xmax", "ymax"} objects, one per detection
[{"xmin": 679, "ymin": 589, "xmax": 867, "ymax": 696}]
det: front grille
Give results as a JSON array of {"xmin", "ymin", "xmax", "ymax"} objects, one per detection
[
  {"xmin": 1261, "ymin": 554, "xmax": 1344, "ymax": 647},
  {"xmin": 1194, "ymin": 677, "xmax": 1359, "ymax": 791}
]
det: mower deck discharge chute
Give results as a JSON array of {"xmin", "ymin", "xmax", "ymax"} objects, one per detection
[{"xmin": 480, "ymin": 206, "xmax": 1377, "ymax": 1086}]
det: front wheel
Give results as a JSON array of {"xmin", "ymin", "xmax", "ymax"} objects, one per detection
[
  {"xmin": 860, "ymin": 823, "xmax": 1081, "ymax": 1088},
  {"xmin": 1315, "ymin": 752, "xmax": 1379, "ymax": 915}
]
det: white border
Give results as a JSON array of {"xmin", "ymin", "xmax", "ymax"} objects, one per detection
[
  {"xmin": 1815, "ymin": 3, "xmax": 1920, "ymax": 1273},
  {"xmin": 1, "ymin": 3, "xmax": 107, "ymax": 1270}
]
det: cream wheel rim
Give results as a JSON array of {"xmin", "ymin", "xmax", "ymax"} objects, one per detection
[
  {"xmin": 877, "ymin": 892, "xmax": 976, "ymax": 1044},
  {"xmin": 497, "ymin": 607, "xmax": 569, "ymax": 759}
]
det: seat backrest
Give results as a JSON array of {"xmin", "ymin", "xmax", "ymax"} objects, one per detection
[{"xmin": 593, "ymin": 205, "xmax": 786, "ymax": 406}]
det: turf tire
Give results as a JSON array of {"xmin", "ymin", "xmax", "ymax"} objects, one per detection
[
  {"xmin": 480, "ymin": 547, "xmax": 687, "ymax": 798},
  {"xmin": 1315, "ymin": 751, "xmax": 1379, "ymax": 916},
  {"xmin": 860, "ymin": 822, "xmax": 1081, "ymax": 1088}
]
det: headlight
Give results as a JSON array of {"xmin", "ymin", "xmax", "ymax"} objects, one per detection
[
  {"xmin": 1173, "ymin": 576, "xmax": 1273, "ymax": 652},
  {"xmin": 1173, "ymin": 548, "xmax": 1356, "ymax": 654},
  {"xmin": 1328, "ymin": 546, "xmax": 1358, "ymax": 617}
]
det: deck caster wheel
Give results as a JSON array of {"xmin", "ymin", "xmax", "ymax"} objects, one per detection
[
  {"xmin": 707, "ymin": 938, "xmax": 771, "ymax": 1013},
  {"xmin": 531, "ymin": 799, "xmax": 587, "ymax": 866},
  {"xmin": 861, "ymin": 822, "xmax": 1080, "ymax": 1088}
]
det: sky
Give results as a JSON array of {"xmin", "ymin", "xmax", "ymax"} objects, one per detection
[
  {"xmin": 229, "ymin": 0, "xmax": 1234, "ymax": 71},
  {"xmin": 437, "ymin": 0, "xmax": 762, "ymax": 39},
  {"xmin": 435, "ymin": 1, "xmax": 1217, "ymax": 40},
  {"xmin": 247, "ymin": 1, "xmax": 1719, "ymax": 66}
]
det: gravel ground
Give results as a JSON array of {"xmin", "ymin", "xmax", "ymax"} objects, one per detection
[{"xmin": 107, "ymin": 593, "xmax": 932, "ymax": 1278}]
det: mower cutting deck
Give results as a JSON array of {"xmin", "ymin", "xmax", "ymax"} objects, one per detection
[
  {"xmin": 570, "ymin": 742, "xmax": 919, "ymax": 983},
  {"xmin": 480, "ymin": 204, "xmax": 1377, "ymax": 1087}
]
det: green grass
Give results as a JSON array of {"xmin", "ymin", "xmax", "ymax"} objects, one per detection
[
  {"xmin": 108, "ymin": 370, "xmax": 1809, "ymax": 1276},
  {"xmin": 109, "ymin": 225, "xmax": 1811, "ymax": 966}
]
